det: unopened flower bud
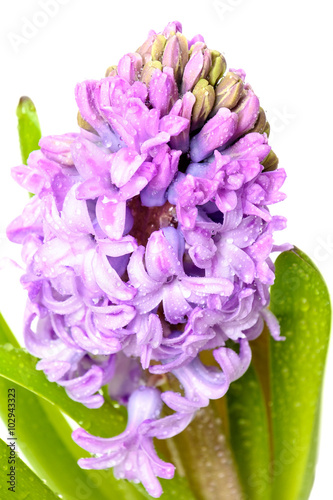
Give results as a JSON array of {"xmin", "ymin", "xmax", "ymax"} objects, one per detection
[
  {"xmin": 200, "ymin": 49, "xmax": 212, "ymax": 80},
  {"xmin": 151, "ymin": 35, "xmax": 167, "ymax": 61},
  {"xmin": 249, "ymin": 107, "xmax": 267, "ymax": 134},
  {"xmin": 182, "ymin": 44, "xmax": 211, "ymax": 94},
  {"xmin": 136, "ymin": 30, "xmax": 157, "ymax": 64},
  {"xmin": 170, "ymin": 92, "xmax": 195, "ymax": 152},
  {"xmin": 162, "ymin": 32, "xmax": 189, "ymax": 83},
  {"xmin": 191, "ymin": 79, "xmax": 215, "ymax": 131},
  {"xmin": 263, "ymin": 121, "xmax": 270, "ymax": 137},
  {"xmin": 231, "ymin": 86, "xmax": 260, "ymax": 137},
  {"xmin": 77, "ymin": 111, "xmax": 97, "ymax": 134},
  {"xmin": 211, "ymin": 72, "xmax": 244, "ymax": 116},
  {"xmin": 262, "ymin": 149, "xmax": 279, "ymax": 171},
  {"xmin": 162, "ymin": 21, "xmax": 182, "ymax": 38},
  {"xmin": 118, "ymin": 52, "xmax": 143, "ymax": 85},
  {"xmin": 140, "ymin": 60, "xmax": 162, "ymax": 86},
  {"xmin": 207, "ymin": 50, "xmax": 227, "ymax": 86},
  {"xmin": 189, "ymin": 41, "xmax": 205, "ymax": 56},
  {"xmin": 105, "ymin": 65, "xmax": 118, "ymax": 77}
]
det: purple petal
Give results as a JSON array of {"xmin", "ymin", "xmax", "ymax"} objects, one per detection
[
  {"xmin": 159, "ymin": 115, "xmax": 189, "ymax": 137},
  {"xmin": 170, "ymin": 93, "xmax": 196, "ymax": 152},
  {"xmin": 261, "ymin": 308, "xmax": 285, "ymax": 341},
  {"xmin": 93, "ymin": 251, "xmax": 136, "ymax": 301},
  {"xmin": 190, "ymin": 109, "xmax": 238, "ymax": 162},
  {"xmin": 128, "ymin": 246, "xmax": 162, "ymax": 294},
  {"xmin": 149, "ymin": 69, "xmax": 178, "ymax": 117},
  {"xmin": 117, "ymin": 52, "xmax": 143, "ymax": 84},
  {"xmin": 96, "ymin": 197, "xmax": 126, "ymax": 240},
  {"xmin": 145, "ymin": 229, "xmax": 183, "ymax": 282},
  {"xmin": 111, "ymin": 149, "xmax": 147, "ymax": 188},
  {"xmin": 162, "ymin": 21, "xmax": 182, "ymax": 37},
  {"xmin": 181, "ymin": 276, "xmax": 234, "ymax": 297},
  {"xmin": 97, "ymin": 235, "xmax": 137, "ymax": 257},
  {"xmin": 181, "ymin": 49, "xmax": 203, "ymax": 94},
  {"xmin": 40, "ymin": 133, "xmax": 77, "ymax": 167},
  {"xmin": 7, "ymin": 196, "xmax": 42, "ymax": 243},
  {"xmin": 162, "ymin": 280, "xmax": 192, "ymax": 324}
]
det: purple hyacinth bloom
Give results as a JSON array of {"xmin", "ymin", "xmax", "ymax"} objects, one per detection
[
  {"xmin": 72, "ymin": 387, "xmax": 174, "ymax": 498},
  {"xmin": 7, "ymin": 21, "xmax": 289, "ymax": 497}
]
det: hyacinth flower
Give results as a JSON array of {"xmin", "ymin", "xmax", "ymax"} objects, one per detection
[{"xmin": 0, "ymin": 21, "xmax": 331, "ymax": 500}]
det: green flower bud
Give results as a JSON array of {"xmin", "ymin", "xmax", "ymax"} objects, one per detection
[
  {"xmin": 151, "ymin": 35, "xmax": 167, "ymax": 62},
  {"xmin": 188, "ymin": 41, "xmax": 202, "ymax": 57},
  {"xmin": 262, "ymin": 149, "xmax": 279, "ymax": 171},
  {"xmin": 249, "ymin": 107, "xmax": 267, "ymax": 134},
  {"xmin": 191, "ymin": 79, "xmax": 215, "ymax": 131},
  {"xmin": 263, "ymin": 121, "xmax": 270, "ymax": 137},
  {"xmin": 77, "ymin": 111, "xmax": 97, "ymax": 135},
  {"xmin": 200, "ymin": 48, "xmax": 212, "ymax": 80},
  {"xmin": 136, "ymin": 31, "xmax": 157, "ymax": 64},
  {"xmin": 162, "ymin": 32, "xmax": 189, "ymax": 83},
  {"xmin": 211, "ymin": 71, "xmax": 244, "ymax": 115},
  {"xmin": 140, "ymin": 60, "xmax": 162, "ymax": 86},
  {"xmin": 105, "ymin": 65, "xmax": 118, "ymax": 77},
  {"xmin": 208, "ymin": 50, "xmax": 227, "ymax": 86}
]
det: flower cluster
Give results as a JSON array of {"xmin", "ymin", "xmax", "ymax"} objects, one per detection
[{"xmin": 8, "ymin": 21, "xmax": 288, "ymax": 497}]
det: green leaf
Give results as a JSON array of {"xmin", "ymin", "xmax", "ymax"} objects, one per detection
[
  {"xmin": 0, "ymin": 344, "xmax": 126, "ymax": 438},
  {"xmin": 0, "ymin": 437, "xmax": 58, "ymax": 500},
  {"xmin": 16, "ymin": 96, "xmax": 41, "ymax": 166},
  {"xmin": 226, "ymin": 363, "xmax": 271, "ymax": 500},
  {"xmin": 269, "ymin": 248, "xmax": 331, "ymax": 500},
  {"xmin": 0, "ymin": 313, "xmax": 20, "ymax": 348},
  {"xmin": 297, "ymin": 392, "xmax": 322, "ymax": 500}
]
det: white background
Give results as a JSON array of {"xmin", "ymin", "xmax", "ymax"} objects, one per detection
[{"xmin": 0, "ymin": 1, "xmax": 332, "ymax": 499}]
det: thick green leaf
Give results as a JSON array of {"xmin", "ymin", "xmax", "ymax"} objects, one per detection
[
  {"xmin": 226, "ymin": 363, "xmax": 271, "ymax": 500},
  {"xmin": 16, "ymin": 96, "xmax": 41, "ymax": 166},
  {"xmin": 269, "ymin": 248, "xmax": 331, "ymax": 500},
  {"xmin": 0, "ymin": 345, "xmax": 126, "ymax": 438},
  {"xmin": 0, "ymin": 437, "xmax": 58, "ymax": 500},
  {"xmin": 0, "ymin": 314, "xmax": 20, "ymax": 348},
  {"xmin": 297, "ymin": 392, "xmax": 322, "ymax": 500}
]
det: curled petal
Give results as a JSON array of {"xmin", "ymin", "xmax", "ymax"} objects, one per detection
[
  {"xmin": 93, "ymin": 252, "xmax": 136, "ymax": 302},
  {"xmin": 61, "ymin": 365, "xmax": 105, "ymax": 408}
]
